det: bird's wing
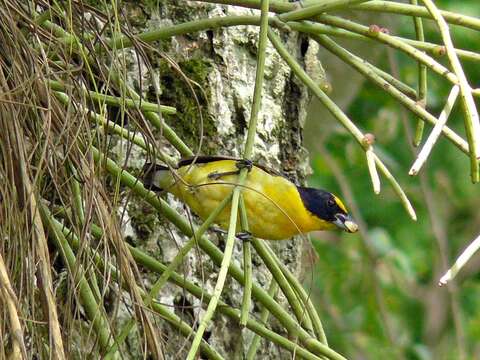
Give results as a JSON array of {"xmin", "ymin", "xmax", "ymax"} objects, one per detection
[{"xmin": 177, "ymin": 155, "xmax": 285, "ymax": 178}]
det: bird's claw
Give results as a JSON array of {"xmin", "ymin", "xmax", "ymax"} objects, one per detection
[
  {"xmin": 236, "ymin": 231, "xmax": 252, "ymax": 242},
  {"xmin": 207, "ymin": 159, "xmax": 253, "ymax": 180}
]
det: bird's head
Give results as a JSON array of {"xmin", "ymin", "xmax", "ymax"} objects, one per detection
[{"xmin": 298, "ymin": 187, "xmax": 358, "ymax": 233}]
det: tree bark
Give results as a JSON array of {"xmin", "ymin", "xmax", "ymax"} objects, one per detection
[{"xmin": 120, "ymin": 1, "xmax": 313, "ymax": 358}]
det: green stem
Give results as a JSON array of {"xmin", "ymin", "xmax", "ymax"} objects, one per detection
[
  {"xmin": 90, "ymin": 148, "xmax": 339, "ymax": 358},
  {"xmin": 239, "ymin": 195, "xmax": 253, "ymax": 327},
  {"xmin": 39, "ymin": 204, "xmax": 114, "ymax": 354},
  {"xmin": 410, "ymin": 0, "xmax": 428, "ymax": 147},
  {"xmin": 187, "ymin": 0, "xmax": 270, "ymax": 357},
  {"xmin": 264, "ymin": 244, "xmax": 328, "ymax": 344},
  {"xmin": 49, "ymin": 80, "xmax": 176, "ymax": 114},
  {"xmin": 278, "ymin": 0, "xmax": 370, "ymax": 22},
  {"xmin": 185, "ymin": 186, "xmax": 242, "ymax": 360},
  {"xmin": 108, "ymin": 16, "xmax": 260, "ymax": 50},
  {"xmin": 304, "ymin": 31, "xmax": 469, "ymax": 155},
  {"xmin": 251, "ymin": 238, "xmax": 315, "ymax": 334},
  {"xmin": 315, "ymin": 14, "xmax": 459, "ymax": 82},
  {"xmin": 353, "ymin": 1, "xmax": 480, "ymax": 32},
  {"xmin": 421, "ymin": 0, "xmax": 480, "ymax": 183},
  {"xmin": 269, "ymin": 29, "xmax": 417, "ymax": 219},
  {"xmin": 246, "ymin": 280, "xmax": 279, "ymax": 359}
]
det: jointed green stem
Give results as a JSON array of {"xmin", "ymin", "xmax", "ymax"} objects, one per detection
[
  {"xmin": 91, "ymin": 147, "xmax": 344, "ymax": 358},
  {"xmin": 186, "ymin": 0, "xmax": 270, "ymax": 357},
  {"xmin": 278, "ymin": 0, "xmax": 369, "ymax": 22},
  {"xmin": 410, "ymin": 0, "xmax": 428, "ymax": 147},
  {"xmin": 246, "ymin": 280, "xmax": 279, "ymax": 359},
  {"xmin": 421, "ymin": 0, "xmax": 480, "ymax": 182},
  {"xmin": 239, "ymin": 195, "xmax": 253, "ymax": 327},
  {"xmin": 305, "ymin": 32, "xmax": 469, "ymax": 155},
  {"xmin": 269, "ymin": 29, "xmax": 416, "ymax": 219},
  {"xmin": 39, "ymin": 205, "xmax": 115, "ymax": 355},
  {"xmin": 353, "ymin": 1, "xmax": 480, "ymax": 32}
]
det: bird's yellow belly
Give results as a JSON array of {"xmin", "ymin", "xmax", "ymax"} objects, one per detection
[{"xmin": 168, "ymin": 160, "xmax": 328, "ymax": 240}]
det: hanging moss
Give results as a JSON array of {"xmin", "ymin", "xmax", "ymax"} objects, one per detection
[{"xmin": 158, "ymin": 58, "xmax": 219, "ymax": 153}]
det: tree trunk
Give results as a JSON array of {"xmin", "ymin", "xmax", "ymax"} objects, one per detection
[{"xmin": 120, "ymin": 1, "xmax": 313, "ymax": 358}]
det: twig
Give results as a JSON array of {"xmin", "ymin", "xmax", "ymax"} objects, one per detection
[
  {"xmin": 410, "ymin": 0, "xmax": 428, "ymax": 146},
  {"xmin": 304, "ymin": 31, "xmax": 469, "ymax": 155},
  {"xmin": 353, "ymin": 1, "xmax": 480, "ymax": 32},
  {"xmin": 439, "ymin": 234, "xmax": 480, "ymax": 286},
  {"xmin": 239, "ymin": 195, "xmax": 252, "ymax": 327},
  {"xmin": 409, "ymin": 85, "xmax": 460, "ymax": 176},
  {"xmin": 363, "ymin": 134, "xmax": 381, "ymax": 194},
  {"xmin": 269, "ymin": 29, "xmax": 416, "ymax": 219},
  {"xmin": 421, "ymin": 0, "xmax": 480, "ymax": 182},
  {"xmin": 278, "ymin": 0, "xmax": 369, "ymax": 22},
  {"xmin": 246, "ymin": 280, "xmax": 279, "ymax": 359},
  {"xmin": 0, "ymin": 253, "xmax": 26, "ymax": 359},
  {"xmin": 186, "ymin": 0, "xmax": 270, "ymax": 357}
]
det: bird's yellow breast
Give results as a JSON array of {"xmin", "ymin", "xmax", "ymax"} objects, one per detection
[{"xmin": 164, "ymin": 160, "xmax": 333, "ymax": 240}]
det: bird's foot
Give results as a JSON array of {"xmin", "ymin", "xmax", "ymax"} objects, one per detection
[
  {"xmin": 210, "ymin": 226, "xmax": 228, "ymax": 235},
  {"xmin": 207, "ymin": 159, "xmax": 253, "ymax": 180},
  {"xmin": 236, "ymin": 231, "xmax": 253, "ymax": 242},
  {"xmin": 235, "ymin": 159, "xmax": 253, "ymax": 172}
]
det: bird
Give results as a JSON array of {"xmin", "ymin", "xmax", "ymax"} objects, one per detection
[{"xmin": 143, "ymin": 156, "xmax": 358, "ymax": 240}]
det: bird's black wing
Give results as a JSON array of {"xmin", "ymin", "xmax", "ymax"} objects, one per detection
[{"xmin": 177, "ymin": 155, "xmax": 285, "ymax": 178}]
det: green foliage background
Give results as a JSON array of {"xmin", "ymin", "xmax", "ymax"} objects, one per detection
[{"xmin": 309, "ymin": 1, "xmax": 480, "ymax": 358}]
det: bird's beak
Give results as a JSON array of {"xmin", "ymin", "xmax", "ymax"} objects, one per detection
[{"xmin": 333, "ymin": 213, "xmax": 358, "ymax": 233}]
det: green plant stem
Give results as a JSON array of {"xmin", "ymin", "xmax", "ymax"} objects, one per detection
[
  {"xmin": 315, "ymin": 14, "xmax": 457, "ymax": 82},
  {"xmin": 410, "ymin": 0, "xmax": 427, "ymax": 147},
  {"xmin": 268, "ymin": 29, "xmax": 416, "ymax": 219},
  {"xmin": 49, "ymin": 80, "xmax": 176, "ymax": 115},
  {"xmin": 86, "ymin": 222, "xmax": 330, "ymax": 360},
  {"xmin": 264, "ymin": 243, "xmax": 327, "ymax": 344},
  {"xmin": 251, "ymin": 237, "xmax": 315, "ymax": 334},
  {"xmin": 39, "ymin": 204, "xmax": 114, "ymax": 354},
  {"xmin": 193, "ymin": 0, "xmax": 480, "ymax": 33},
  {"xmin": 186, "ymin": 186, "xmax": 243, "ymax": 360},
  {"xmin": 186, "ymin": 1, "xmax": 270, "ymax": 357},
  {"xmin": 107, "ymin": 193, "xmax": 233, "ymax": 358},
  {"xmin": 304, "ymin": 31, "xmax": 469, "ymax": 155},
  {"xmin": 421, "ymin": 0, "xmax": 480, "ymax": 182},
  {"xmin": 108, "ymin": 16, "xmax": 259, "ymax": 49},
  {"xmin": 49, "ymin": 216, "xmax": 224, "ymax": 360},
  {"xmin": 53, "ymin": 91, "xmax": 176, "ymax": 166},
  {"xmin": 107, "ymin": 73, "xmax": 194, "ymax": 157},
  {"xmin": 239, "ymin": 195, "xmax": 252, "ymax": 327},
  {"xmin": 246, "ymin": 280, "xmax": 279, "ymax": 359},
  {"xmin": 278, "ymin": 0, "xmax": 369, "ymax": 22},
  {"xmin": 90, "ymin": 148, "xmax": 342, "ymax": 358},
  {"xmin": 353, "ymin": 1, "xmax": 480, "ymax": 32}
]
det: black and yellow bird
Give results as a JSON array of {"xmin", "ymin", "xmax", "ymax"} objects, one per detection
[{"xmin": 144, "ymin": 156, "xmax": 358, "ymax": 240}]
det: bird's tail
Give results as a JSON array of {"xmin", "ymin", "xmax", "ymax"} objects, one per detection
[{"xmin": 142, "ymin": 163, "xmax": 172, "ymax": 191}]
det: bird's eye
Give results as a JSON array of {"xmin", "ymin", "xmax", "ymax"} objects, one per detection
[{"xmin": 327, "ymin": 199, "xmax": 336, "ymax": 207}]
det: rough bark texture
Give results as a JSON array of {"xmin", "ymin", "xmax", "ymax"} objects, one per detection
[{"xmin": 115, "ymin": 1, "xmax": 313, "ymax": 358}]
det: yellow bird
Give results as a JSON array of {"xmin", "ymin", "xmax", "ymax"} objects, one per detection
[{"xmin": 144, "ymin": 156, "xmax": 358, "ymax": 240}]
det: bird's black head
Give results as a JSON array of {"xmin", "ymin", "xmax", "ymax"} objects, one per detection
[{"xmin": 297, "ymin": 187, "xmax": 358, "ymax": 233}]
